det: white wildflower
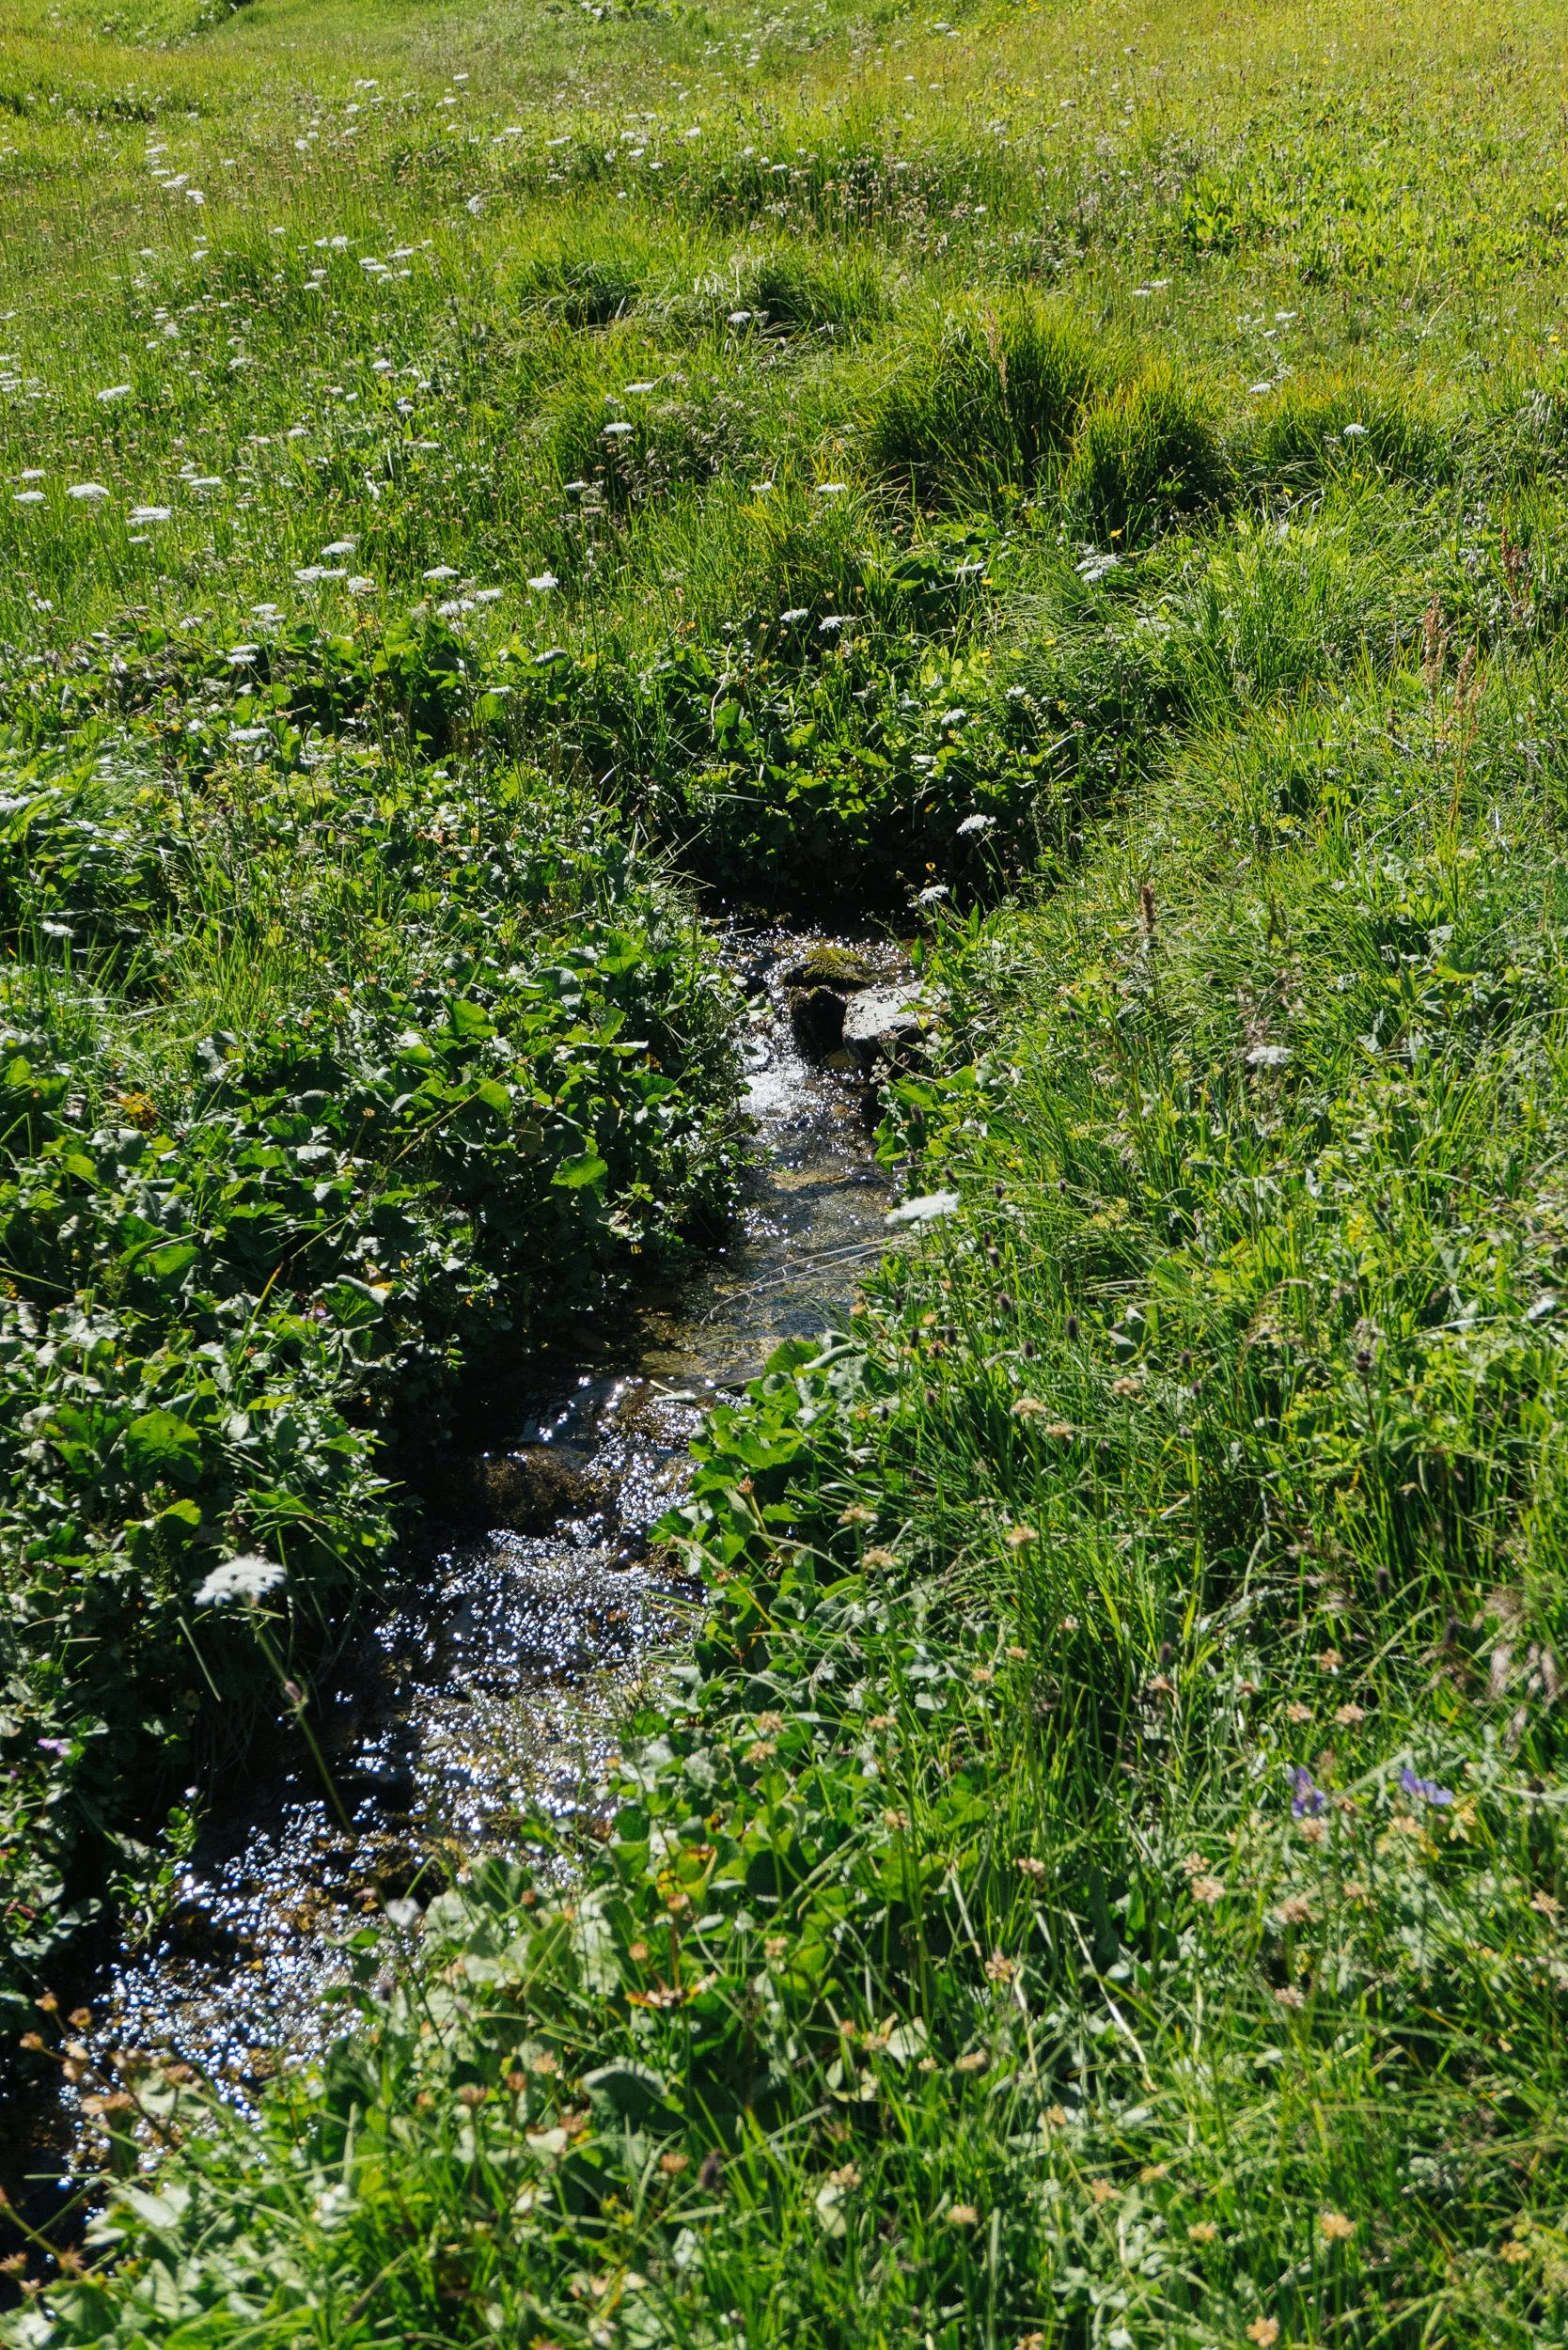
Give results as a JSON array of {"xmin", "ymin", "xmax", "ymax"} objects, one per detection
[
  {"xmin": 66, "ymin": 483, "xmax": 110, "ymax": 502},
  {"xmin": 886, "ymin": 1190, "xmax": 961, "ymax": 1227},
  {"xmin": 196, "ymin": 1554, "xmax": 285, "ymax": 1607}
]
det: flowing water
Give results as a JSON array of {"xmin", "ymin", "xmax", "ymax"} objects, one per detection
[{"xmin": 39, "ymin": 930, "xmax": 894, "ymax": 2178}]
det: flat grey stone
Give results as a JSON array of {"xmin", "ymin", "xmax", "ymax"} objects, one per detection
[{"xmin": 841, "ymin": 983, "xmax": 935, "ymax": 1069}]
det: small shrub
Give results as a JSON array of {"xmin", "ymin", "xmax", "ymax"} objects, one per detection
[
  {"xmin": 860, "ymin": 293, "xmax": 1108, "ymax": 503},
  {"xmin": 1063, "ymin": 366, "xmax": 1228, "ymax": 545}
]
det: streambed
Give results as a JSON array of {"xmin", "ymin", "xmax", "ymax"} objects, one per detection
[{"xmin": 44, "ymin": 931, "xmax": 903, "ymax": 2179}]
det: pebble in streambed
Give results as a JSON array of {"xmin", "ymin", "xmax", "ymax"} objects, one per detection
[{"xmin": 60, "ymin": 930, "xmax": 905, "ymax": 2171}]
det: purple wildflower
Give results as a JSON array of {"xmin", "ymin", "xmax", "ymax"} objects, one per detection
[
  {"xmin": 1290, "ymin": 1766, "xmax": 1326, "ymax": 1818},
  {"xmin": 1400, "ymin": 1766, "xmax": 1454, "ymax": 1808},
  {"xmin": 36, "ymin": 1737, "xmax": 71, "ymax": 1758}
]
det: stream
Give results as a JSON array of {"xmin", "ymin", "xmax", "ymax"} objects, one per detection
[{"xmin": 34, "ymin": 930, "xmax": 900, "ymax": 2187}]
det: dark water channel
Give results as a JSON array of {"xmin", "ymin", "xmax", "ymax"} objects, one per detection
[{"xmin": 37, "ymin": 931, "xmax": 902, "ymax": 2188}]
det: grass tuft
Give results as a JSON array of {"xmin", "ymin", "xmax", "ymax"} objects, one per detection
[
  {"xmin": 1063, "ymin": 363, "xmax": 1227, "ymax": 547},
  {"xmin": 858, "ymin": 292, "xmax": 1108, "ymax": 504}
]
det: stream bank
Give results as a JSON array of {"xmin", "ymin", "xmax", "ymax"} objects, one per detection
[{"xmin": 36, "ymin": 928, "xmax": 912, "ymax": 2188}]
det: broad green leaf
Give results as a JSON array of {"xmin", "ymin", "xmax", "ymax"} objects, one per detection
[
  {"xmin": 146, "ymin": 1241, "xmax": 199, "ymax": 1284},
  {"xmin": 123, "ymin": 1409, "xmax": 204, "ymax": 1487},
  {"xmin": 552, "ymin": 1150, "xmax": 608, "ymax": 1190},
  {"xmin": 447, "ymin": 999, "xmax": 494, "ymax": 1041}
]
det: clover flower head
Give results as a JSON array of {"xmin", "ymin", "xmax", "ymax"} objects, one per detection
[{"xmin": 1400, "ymin": 1766, "xmax": 1454, "ymax": 1807}]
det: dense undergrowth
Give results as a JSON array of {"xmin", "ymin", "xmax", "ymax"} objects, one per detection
[
  {"xmin": 7, "ymin": 0, "xmax": 1568, "ymax": 2337},
  {"xmin": 0, "ymin": 734, "xmax": 739, "ymax": 2009}
]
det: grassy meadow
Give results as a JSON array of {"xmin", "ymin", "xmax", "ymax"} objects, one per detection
[{"xmin": 4, "ymin": 0, "xmax": 1568, "ymax": 2338}]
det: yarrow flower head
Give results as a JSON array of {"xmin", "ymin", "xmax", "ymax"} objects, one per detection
[
  {"xmin": 196, "ymin": 1554, "xmax": 285, "ymax": 1607},
  {"xmin": 1400, "ymin": 1766, "xmax": 1455, "ymax": 1807},
  {"xmin": 886, "ymin": 1190, "xmax": 960, "ymax": 1227}
]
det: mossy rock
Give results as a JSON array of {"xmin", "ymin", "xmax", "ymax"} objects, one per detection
[{"xmin": 780, "ymin": 945, "xmax": 874, "ymax": 990}]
